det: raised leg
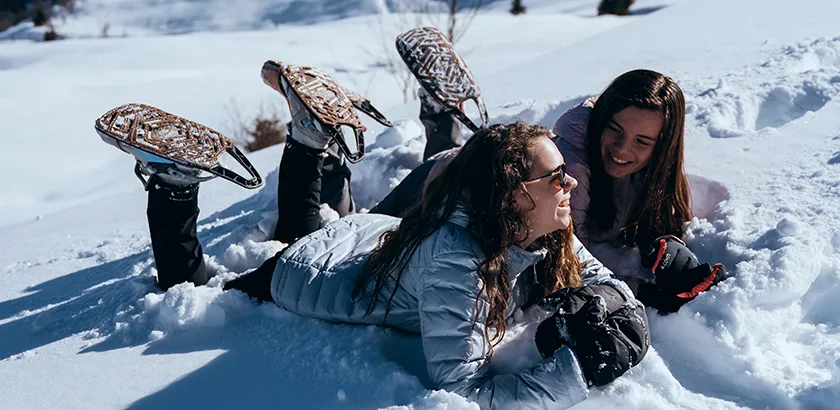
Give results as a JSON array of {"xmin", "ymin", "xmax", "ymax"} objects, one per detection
[
  {"xmin": 321, "ymin": 144, "xmax": 355, "ymax": 217},
  {"xmin": 146, "ymin": 179, "xmax": 208, "ymax": 290},
  {"xmin": 419, "ymin": 89, "xmax": 463, "ymax": 161},
  {"xmin": 273, "ymin": 139, "xmax": 328, "ymax": 243}
]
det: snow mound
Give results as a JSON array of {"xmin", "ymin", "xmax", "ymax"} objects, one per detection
[
  {"xmin": 369, "ymin": 119, "xmax": 424, "ymax": 150},
  {"xmin": 690, "ymin": 36, "xmax": 840, "ymax": 138},
  {"xmin": 490, "ymin": 96, "xmax": 589, "ymax": 128},
  {"xmin": 0, "ymin": 22, "xmax": 46, "ymax": 42},
  {"xmin": 350, "ymin": 122, "xmax": 426, "ymax": 210},
  {"xmin": 139, "ymin": 283, "xmax": 237, "ymax": 338}
]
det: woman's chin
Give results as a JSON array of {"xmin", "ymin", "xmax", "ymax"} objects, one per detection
[{"xmin": 554, "ymin": 217, "xmax": 572, "ymax": 231}]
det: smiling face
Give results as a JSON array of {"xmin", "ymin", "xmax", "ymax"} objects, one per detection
[
  {"xmin": 600, "ymin": 106, "xmax": 663, "ymax": 179},
  {"xmin": 515, "ymin": 136, "xmax": 578, "ymax": 246}
]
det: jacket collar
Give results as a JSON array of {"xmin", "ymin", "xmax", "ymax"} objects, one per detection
[{"xmin": 447, "ymin": 203, "xmax": 548, "ymax": 280}]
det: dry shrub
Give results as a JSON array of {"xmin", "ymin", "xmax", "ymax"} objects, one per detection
[
  {"xmin": 226, "ymin": 100, "xmax": 289, "ymax": 153},
  {"xmin": 244, "ymin": 113, "xmax": 287, "ymax": 152}
]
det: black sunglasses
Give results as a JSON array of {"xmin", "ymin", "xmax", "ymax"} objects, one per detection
[{"xmin": 523, "ymin": 164, "xmax": 567, "ymax": 189}]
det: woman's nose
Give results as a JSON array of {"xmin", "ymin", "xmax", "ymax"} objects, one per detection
[
  {"xmin": 612, "ymin": 135, "xmax": 629, "ymax": 152},
  {"xmin": 566, "ymin": 175, "xmax": 578, "ymax": 192}
]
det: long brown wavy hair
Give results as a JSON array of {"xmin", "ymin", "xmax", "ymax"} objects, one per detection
[
  {"xmin": 585, "ymin": 69, "xmax": 692, "ymax": 246},
  {"xmin": 354, "ymin": 121, "xmax": 582, "ymax": 351}
]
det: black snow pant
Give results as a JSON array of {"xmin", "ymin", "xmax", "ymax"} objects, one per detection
[{"xmin": 146, "ymin": 185, "xmax": 209, "ymax": 291}]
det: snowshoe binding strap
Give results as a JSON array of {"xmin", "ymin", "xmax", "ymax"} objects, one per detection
[
  {"xmin": 261, "ymin": 60, "xmax": 388, "ymax": 163},
  {"xmin": 95, "ymin": 103, "xmax": 263, "ymax": 189},
  {"xmin": 340, "ymin": 87, "xmax": 393, "ymax": 127},
  {"xmin": 396, "ymin": 26, "xmax": 489, "ymax": 132}
]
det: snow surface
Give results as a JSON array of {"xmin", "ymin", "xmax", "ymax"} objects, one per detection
[{"xmin": 2, "ymin": 0, "xmax": 840, "ymax": 409}]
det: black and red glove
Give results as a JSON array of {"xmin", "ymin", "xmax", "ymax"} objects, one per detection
[{"xmin": 638, "ymin": 237, "xmax": 729, "ymax": 314}]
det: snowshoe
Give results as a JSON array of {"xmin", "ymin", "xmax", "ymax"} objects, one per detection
[
  {"xmin": 261, "ymin": 60, "xmax": 392, "ymax": 163},
  {"xmin": 95, "ymin": 103, "xmax": 263, "ymax": 189},
  {"xmin": 396, "ymin": 26, "xmax": 489, "ymax": 132}
]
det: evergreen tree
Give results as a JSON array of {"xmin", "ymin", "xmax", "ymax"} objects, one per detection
[
  {"xmin": 511, "ymin": 0, "xmax": 526, "ymax": 15},
  {"xmin": 598, "ymin": 0, "xmax": 635, "ymax": 16}
]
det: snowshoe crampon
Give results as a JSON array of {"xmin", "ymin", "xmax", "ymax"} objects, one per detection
[
  {"xmin": 95, "ymin": 103, "xmax": 263, "ymax": 189},
  {"xmin": 261, "ymin": 60, "xmax": 392, "ymax": 163},
  {"xmin": 396, "ymin": 26, "xmax": 489, "ymax": 132}
]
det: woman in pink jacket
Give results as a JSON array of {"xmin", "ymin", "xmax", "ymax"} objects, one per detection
[{"xmin": 550, "ymin": 70, "xmax": 727, "ymax": 313}]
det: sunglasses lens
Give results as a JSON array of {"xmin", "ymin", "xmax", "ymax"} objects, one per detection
[{"xmin": 560, "ymin": 165, "xmax": 567, "ymax": 188}]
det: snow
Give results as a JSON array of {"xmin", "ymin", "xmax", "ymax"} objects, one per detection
[{"xmin": 2, "ymin": 0, "xmax": 840, "ymax": 409}]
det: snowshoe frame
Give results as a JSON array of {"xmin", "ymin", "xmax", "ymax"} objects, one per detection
[
  {"xmin": 95, "ymin": 103, "xmax": 263, "ymax": 189},
  {"xmin": 261, "ymin": 60, "xmax": 392, "ymax": 163},
  {"xmin": 396, "ymin": 26, "xmax": 489, "ymax": 132}
]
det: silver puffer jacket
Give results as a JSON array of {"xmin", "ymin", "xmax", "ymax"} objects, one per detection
[{"xmin": 271, "ymin": 205, "xmax": 633, "ymax": 410}]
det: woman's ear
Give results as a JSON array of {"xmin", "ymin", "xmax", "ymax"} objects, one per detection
[
  {"xmin": 512, "ymin": 185, "xmax": 527, "ymax": 212},
  {"xmin": 513, "ymin": 185, "xmax": 539, "ymax": 214}
]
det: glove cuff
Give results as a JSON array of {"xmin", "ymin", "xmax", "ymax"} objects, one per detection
[{"xmin": 675, "ymin": 263, "xmax": 724, "ymax": 299}]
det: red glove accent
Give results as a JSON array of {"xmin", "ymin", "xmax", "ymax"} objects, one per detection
[
  {"xmin": 676, "ymin": 263, "xmax": 724, "ymax": 299},
  {"xmin": 651, "ymin": 239, "xmax": 668, "ymax": 275}
]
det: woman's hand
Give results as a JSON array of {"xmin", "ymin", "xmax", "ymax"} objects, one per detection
[
  {"xmin": 638, "ymin": 237, "xmax": 730, "ymax": 314},
  {"xmin": 534, "ymin": 284, "xmax": 649, "ymax": 387}
]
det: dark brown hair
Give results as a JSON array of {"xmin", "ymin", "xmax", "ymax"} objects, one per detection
[
  {"xmin": 585, "ymin": 69, "xmax": 692, "ymax": 246},
  {"xmin": 354, "ymin": 121, "xmax": 582, "ymax": 351}
]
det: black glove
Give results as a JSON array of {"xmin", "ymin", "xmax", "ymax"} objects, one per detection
[
  {"xmin": 570, "ymin": 298, "xmax": 649, "ymax": 386},
  {"xmin": 637, "ymin": 263, "xmax": 728, "ymax": 314},
  {"xmin": 639, "ymin": 237, "xmax": 729, "ymax": 314},
  {"xmin": 639, "ymin": 236, "xmax": 698, "ymax": 278},
  {"xmin": 534, "ymin": 284, "xmax": 650, "ymax": 386},
  {"xmin": 534, "ymin": 285, "xmax": 629, "ymax": 358}
]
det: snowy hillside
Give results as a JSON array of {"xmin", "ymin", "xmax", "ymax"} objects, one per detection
[
  {"xmin": 5, "ymin": 0, "xmax": 503, "ymax": 38},
  {"xmin": 2, "ymin": 0, "xmax": 840, "ymax": 409}
]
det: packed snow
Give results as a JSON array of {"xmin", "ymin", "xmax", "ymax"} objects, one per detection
[{"xmin": 1, "ymin": 0, "xmax": 840, "ymax": 409}]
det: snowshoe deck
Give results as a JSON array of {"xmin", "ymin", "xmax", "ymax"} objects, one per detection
[
  {"xmin": 261, "ymin": 60, "xmax": 392, "ymax": 163},
  {"xmin": 95, "ymin": 103, "xmax": 263, "ymax": 189},
  {"xmin": 396, "ymin": 26, "xmax": 489, "ymax": 132}
]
